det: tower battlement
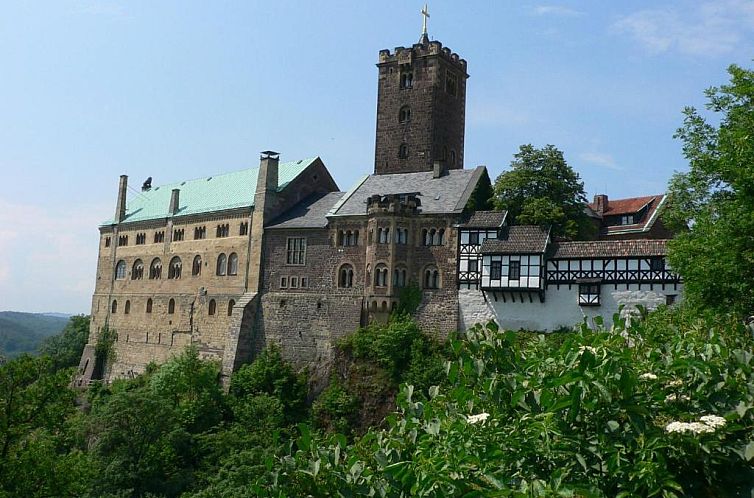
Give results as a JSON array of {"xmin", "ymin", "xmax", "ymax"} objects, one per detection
[
  {"xmin": 378, "ymin": 40, "xmax": 467, "ymax": 73},
  {"xmin": 366, "ymin": 193, "xmax": 422, "ymax": 216}
]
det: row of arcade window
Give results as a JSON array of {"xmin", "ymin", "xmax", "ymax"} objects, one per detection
[
  {"xmin": 337, "ymin": 230, "xmax": 359, "ymax": 246},
  {"xmin": 337, "ymin": 264, "xmax": 440, "ymax": 289},
  {"xmin": 422, "ymin": 228, "xmax": 445, "ymax": 246},
  {"xmin": 110, "ymin": 297, "xmax": 235, "ymax": 316},
  {"xmin": 106, "ymin": 222, "xmax": 250, "ymax": 247},
  {"xmin": 115, "ymin": 253, "xmax": 239, "ymax": 280},
  {"xmin": 368, "ymin": 227, "xmax": 443, "ymax": 246}
]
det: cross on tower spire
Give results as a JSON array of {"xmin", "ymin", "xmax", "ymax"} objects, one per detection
[{"xmin": 420, "ymin": 3, "xmax": 430, "ymax": 43}]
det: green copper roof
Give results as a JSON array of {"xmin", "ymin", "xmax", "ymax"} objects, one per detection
[{"xmin": 103, "ymin": 158, "xmax": 317, "ymax": 225}]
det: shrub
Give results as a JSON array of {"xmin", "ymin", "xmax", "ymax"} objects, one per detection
[{"xmin": 312, "ymin": 380, "xmax": 360, "ymax": 435}]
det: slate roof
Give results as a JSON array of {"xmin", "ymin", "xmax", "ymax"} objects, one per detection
[
  {"xmin": 552, "ymin": 239, "xmax": 669, "ymax": 258},
  {"xmin": 329, "ymin": 167, "xmax": 484, "ymax": 217},
  {"xmin": 102, "ymin": 158, "xmax": 318, "ymax": 225},
  {"xmin": 267, "ymin": 192, "xmax": 346, "ymax": 229},
  {"xmin": 458, "ymin": 210, "xmax": 507, "ymax": 228},
  {"xmin": 480, "ymin": 225, "xmax": 551, "ymax": 254}
]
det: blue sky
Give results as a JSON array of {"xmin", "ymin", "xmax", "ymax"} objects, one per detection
[{"xmin": 1, "ymin": 1, "xmax": 752, "ymax": 314}]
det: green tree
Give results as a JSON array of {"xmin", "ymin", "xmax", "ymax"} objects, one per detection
[
  {"xmin": 666, "ymin": 64, "xmax": 754, "ymax": 315},
  {"xmin": 39, "ymin": 314, "xmax": 90, "ymax": 371},
  {"xmin": 229, "ymin": 346, "xmax": 308, "ymax": 424},
  {"xmin": 493, "ymin": 144, "xmax": 589, "ymax": 238}
]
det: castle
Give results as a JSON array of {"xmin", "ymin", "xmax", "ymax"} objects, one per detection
[{"xmin": 77, "ymin": 26, "xmax": 682, "ymax": 385}]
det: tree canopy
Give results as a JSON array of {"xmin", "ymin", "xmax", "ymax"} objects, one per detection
[
  {"xmin": 493, "ymin": 144, "xmax": 590, "ymax": 238},
  {"xmin": 666, "ymin": 64, "xmax": 754, "ymax": 315}
]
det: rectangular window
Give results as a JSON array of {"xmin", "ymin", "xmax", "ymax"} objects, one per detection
[
  {"xmin": 173, "ymin": 229, "xmax": 184, "ymax": 241},
  {"xmin": 240, "ymin": 222, "xmax": 249, "ymax": 236},
  {"xmin": 468, "ymin": 232, "xmax": 479, "ymax": 245},
  {"xmin": 194, "ymin": 226, "xmax": 206, "ymax": 240},
  {"xmin": 286, "ymin": 237, "xmax": 307, "ymax": 265},
  {"xmin": 290, "ymin": 276, "xmax": 299, "ymax": 288},
  {"xmin": 666, "ymin": 294, "xmax": 677, "ymax": 306},
  {"xmin": 154, "ymin": 231, "xmax": 164, "ymax": 243},
  {"xmin": 509, "ymin": 261, "xmax": 521, "ymax": 280},
  {"xmin": 650, "ymin": 257, "xmax": 665, "ymax": 271},
  {"xmin": 621, "ymin": 215, "xmax": 635, "ymax": 225},
  {"xmin": 135, "ymin": 233, "xmax": 146, "ymax": 245},
  {"xmin": 105, "ymin": 236, "xmax": 111, "ymax": 247},
  {"xmin": 578, "ymin": 283, "xmax": 601, "ymax": 306},
  {"xmin": 118, "ymin": 235, "xmax": 128, "ymax": 247},
  {"xmin": 280, "ymin": 276, "xmax": 288, "ymax": 289},
  {"xmin": 301, "ymin": 277, "xmax": 308, "ymax": 288},
  {"xmin": 490, "ymin": 261, "xmax": 502, "ymax": 280},
  {"xmin": 468, "ymin": 259, "xmax": 478, "ymax": 273}
]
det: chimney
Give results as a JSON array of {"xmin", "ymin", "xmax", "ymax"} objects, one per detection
[
  {"xmin": 432, "ymin": 161, "xmax": 446, "ymax": 179},
  {"xmin": 255, "ymin": 150, "xmax": 280, "ymax": 224},
  {"xmin": 115, "ymin": 175, "xmax": 128, "ymax": 223},
  {"xmin": 593, "ymin": 194, "xmax": 608, "ymax": 215},
  {"xmin": 169, "ymin": 188, "xmax": 180, "ymax": 215}
]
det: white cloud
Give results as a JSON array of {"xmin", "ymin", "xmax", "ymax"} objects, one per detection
[
  {"xmin": 614, "ymin": 1, "xmax": 754, "ymax": 56},
  {"xmin": 0, "ymin": 197, "xmax": 107, "ymax": 314},
  {"xmin": 579, "ymin": 152, "xmax": 621, "ymax": 170},
  {"xmin": 533, "ymin": 5, "xmax": 583, "ymax": 17}
]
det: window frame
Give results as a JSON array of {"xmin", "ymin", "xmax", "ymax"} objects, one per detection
[{"xmin": 286, "ymin": 237, "xmax": 307, "ymax": 266}]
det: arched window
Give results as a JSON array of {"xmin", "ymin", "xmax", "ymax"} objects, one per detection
[
  {"xmin": 424, "ymin": 267, "xmax": 440, "ymax": 289},
  {"xmin": 168, "ymin": 256, "xmax": 182, "ymax": 279},
  {"xmin": 338, "ymin": 264, "xmax": 354, "ymax": 288},
  {"xmin": 208, "ymin": 299, "xmax": 216, "ymax": 316},
  {"xmin": 111, "ymin": 300, "xmax": 117, "ymax": 313},
  {"xmin": 216, "ymin": 253, "xmax": 227, "ymax": 276},
  {"xmin": 228, "ymin": 299, "xmax": 235, "ymax": 316},
  {"xmin": 337, "ymin": 230, "xmax": 344, "ymax": 246},
  {"xmin": 168, "ymin": 298, "xmax": 175, "ymax": 314},
  {"xmin": 366, "ymin": 264, "xmax": 371, "ymax": 287},
  {"xmin": 146, "ymin": 298, "xmax": 153, "ymax": 313},
  {"xmin": 399, "ymin": 105, "xmax": 411, "ymax": 123},
  {"xmin": 228, "ymin": 253, "xmax": 239, "ymax": 276},
  {"xmin": 115, "ymin": 260, "xmax": 126, "ymax": 280},
  {"xmin": 124, "ymin": 300, "xmax": 131, "ymax": 314},
  {"xmin": 149, "ymin": 258, "xmax": 162, "ymax": 279},
  {"xmin": 422, "ymin": 229, "xmax": 429, "ymax": 246},
  {"xmin": 353, "ymin": 230, "xmax": 359, "ymax": 246},
  {"xmin": 393, "ymin": 267, "xmax": 408, "ymax": 288},
  {"xmin": 375, "ymin": 264, "xmax": 388, "ymax": 287},
  {"xmin": 192, "ymin": 255, "xmax": 202, "ymax": 276},
  {"xmin": 398, "ymin": 143, "xmax": 409, "ymax": 159},
  {"xmin": 132, "ymin": 259, "xmax": 144, "ymax": 280},
  {"xmin": 437, "ymin": 228, "xmax": 445, "ymax": 245}
]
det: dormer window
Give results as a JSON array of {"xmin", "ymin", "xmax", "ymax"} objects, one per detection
[{"xmin": 621, "ymin": 215, "xmax": 635, "ymax": 225}]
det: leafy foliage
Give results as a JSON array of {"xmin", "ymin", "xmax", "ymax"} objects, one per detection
[
  {"xmin": 666, "ymin": 64, "xmax": 754, "ymax": 315},
  {"xmin": 313, "ymin": 380, "xmax": 360, "ymax": 435},
  {"xmin": 493, "ymin": 144, "xmax": 590, "ymax": 238},
  {"xmin": 39, "ymin": 314, "xmax": 90, "ymax": 371}
]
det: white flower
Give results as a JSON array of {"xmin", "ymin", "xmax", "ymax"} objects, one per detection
[
  {"xmin": 700, "ymin": 415, "xmax": 726, "ymax": 428},
  {"xmin": 664, "ymin": 421, "xmax": 714, "ymax": 435},
  {"xmin": 467, "ymin": 412, "xmax": 490, "ymax": 424},
  {"xmin": 578, "ymin": 346, "xmax": 597, "ymax": 355},
  {"xmin": 639, "ymin": 373, "xmax": 658, "ymax": 380},
  {"xmin": 665, "ymin": 393, "xmax": 690, "ymax": 403},
  {"xmin": 666, "ymin": 379, "xmax": 683, "ymax": 388}
]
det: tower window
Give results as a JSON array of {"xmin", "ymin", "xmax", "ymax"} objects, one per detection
[
  {"xmin": 446, "ymin": 72, "xmax": 458, "ymax": 96},
  {"xmin": 104, "ymin": 236, "xmax": 111, "ymax": 247},
  {"xmin": 400, "ymin": 71, "xmax": 413, "ymax": 89},
  {"xmin": 398, "ymin": 143, "xmax": 409, "ymax": 159},
  {"xmin": 239, "ymin": 222, "xmax": 249, "ymax": 236},
  {"xmin": 115, "ymin": 260, "xmax": 127, "ymax": 280},
  {"xmin": 146, "ymin": 298, "xmax": 153, "ymax": 313},
  {"xmin": 228, "ymin": 299, "xmax": 235, "ymax": 316},
  {"xmin": 192, "ymin": 255, "xmax": 202, "ymax": 276},
  {"xmin": 135, "ymin": 233, "xmax": 146, "ymax": 245},
  {"xmin": 208, "ymin": 299, "xmax": 216, "ymax": 316},
  {"xmin": 399, "ymin": 105, "xmax": 411, "ymax": 123},
  {"xmin": 173, "ymin": 228, "xmax": 184, "ymax": 242},
  {"xmin": 168, "ymin": 298, "xmax": 176, "ymax": 314},
  {"xmin": 450, "ymin": 150, "xmax": 457, "ymax": 167},
  {"xmin": 154, "ymin": 231, "xmax": 164, "ymax": 243}
]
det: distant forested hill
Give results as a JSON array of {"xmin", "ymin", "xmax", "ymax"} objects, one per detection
[{"xmin": 0, "ymin": 311, "xmax": 70, "ymax": 358}]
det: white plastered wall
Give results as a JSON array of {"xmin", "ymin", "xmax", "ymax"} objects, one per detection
[{"xmin": 459, "ymin": 283, "xmax": 683, "ymax": 332}]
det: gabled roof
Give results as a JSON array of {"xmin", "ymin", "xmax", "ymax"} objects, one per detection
[
  {"xmin": 328, "ymin": 167, "xmax": 485, "ymax": 217},
  {"xmin": 590, "ymin": 194, "xmax": 662, "ymax": 216},
  {"xmin": 102, "ymin": 158, "xmax": 318, "ymax": 225},
  {"xmin": 267, "ymin": 192, "xmax": 346, "ymax": 229},
  {"xmin": 552, "ymin": 239, "xmax": 669, "ymax": 258},
  {"xmin": 480, "ymin": 225, "xmax": 550, "ymax": 254},
  {"xmin": 458, "ymin": 210, "xmax": 507, "ymax": 228}
]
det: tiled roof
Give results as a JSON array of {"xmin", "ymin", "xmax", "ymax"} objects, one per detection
[
  {"xmin": 329, "ymin": 167, "xmax": 485, "ymax": 217},
  {"xmin": 267, "ymin": 191, "xmax": 346, "ymax": 229},
  {"xmin": 589, "ymin": 195, "xmax": 663, "ymax": 216},
  {"xmin": 459, "ymin": 210, "xmax": 507, "ymax": 228},
  {"xmin": 552, "ymin": 239, "xmax": 669, "ymax": 258},
  {"xmin": 480, "ymin": 225, "xmax": 550, "ymax": 254},
  {"xmin": 102, "ymin": 158, "xmax": 318, "ymax": 225}
]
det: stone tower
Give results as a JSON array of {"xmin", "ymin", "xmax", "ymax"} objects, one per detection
[{"xmin": 374, "ymin": 35, "xmax": 469, "ymax": 175}]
